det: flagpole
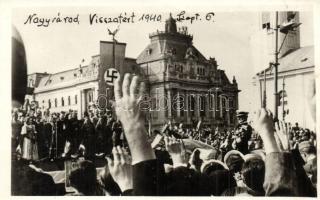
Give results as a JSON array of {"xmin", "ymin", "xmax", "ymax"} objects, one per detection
[
  {"xmin": 263, "ymin": 69, "xmax": 267, "ymax": 108},
  {"xmin": 274, "ymin": 11, "xmax": 279, "ymax": 120},
  {"xmin": 112, "ymin": 35, "xmax": 115, "ymax": 69}
]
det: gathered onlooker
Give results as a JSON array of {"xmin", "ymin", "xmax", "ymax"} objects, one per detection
[{"xmin": 68, "ymin": 160, "xmax": 107, "ymax": 195}]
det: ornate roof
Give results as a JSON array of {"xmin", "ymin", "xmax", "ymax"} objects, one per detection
[{"xmin": 137, "ymin": 39, "xmax": 207, "ymax": 64}]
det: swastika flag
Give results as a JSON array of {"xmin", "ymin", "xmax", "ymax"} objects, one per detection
[
  {"xmin": 98, "ymin": 41, "xmax": 126, "ymax": 96},
  {"xmin": 104, "ymin": 68, "xmax": 120, "ymax": 86}
]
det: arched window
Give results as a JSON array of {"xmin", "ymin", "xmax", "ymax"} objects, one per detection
[
  {"xmin": 222, "ymin": 97, "xmax": 226, "ymax": 108},
  {"xmin": 189, "ymin": 95, "xmax": 196, "ymax": 117},
  {"xmin": 200, "ymin": 96, "xmax": 206, "ymax": 117},
  {"xmin": 68, "ymin": 96, "xmax": 71, "ymax": 105},
  {"xmin": 48, "ymin": 100, "xmax": 51, "ymax": 109},
  {"xmin": 55, "ymin": 98, "xmax": 58, "ymax": 107},
  {"xmin": 229, "ymin": 99, "xmax": 233, "ymax": 109},
  {"xmin": 61, "ymin": 97, "xmax": 64, "ymax": 107},
  {"xmin": 216, "ymin": 93, "xmax": 221, "ymax": 111},
  {"xmin": 209, "ymin": 94, "xmax": 214, "ymax": 110}
]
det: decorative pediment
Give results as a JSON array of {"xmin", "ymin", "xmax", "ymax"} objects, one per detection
[
  {"xmin": 185, "ymin": 46, "xmax": 198, "ymax": 60},
  {"xmin": 209, "ymin": 57, "xmax": 218, "ymax": 70}
]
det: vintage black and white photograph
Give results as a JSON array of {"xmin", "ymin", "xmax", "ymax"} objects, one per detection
[{"xmin": 9, "ymin": 1, "xmax": 319, "ymax": 197}]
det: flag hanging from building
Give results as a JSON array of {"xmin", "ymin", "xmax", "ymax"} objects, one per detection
[
  {"xmin": 99, "ymin": 41, "xmax": 126, "ymax": 95},
  {"xmin": 98, "ymin": 41, "xmax": 126, "ymax": 110}
]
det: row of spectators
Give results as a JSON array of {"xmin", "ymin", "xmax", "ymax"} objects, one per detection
[
  {"xmin": 11, "ymin": 30, "xmax": 317, "ymax": 196},
  {"xmin": 12, "ymin": 108, "xmax": 125, "ymax": 161},
  {"xmin": 11, "ymin": 74, "xmax": 317, "ymax": 196}
]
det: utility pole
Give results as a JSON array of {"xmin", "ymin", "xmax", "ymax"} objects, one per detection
[
  {"xmin": 274, "ymin": 11, "xmax": 279, "ymax": 121},
  {"xmin": 262, "ymin": 69, "xmax": 267, "ymax": 108},
  {"xmin": 264, "ymin": 11, "xmax": 301, "ymax": 120},
  {"xmin": 282, "ymin": 76, "xmax": 285, "ymax": 121}
]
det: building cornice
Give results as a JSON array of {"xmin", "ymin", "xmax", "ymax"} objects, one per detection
[
  {"xmin": 255, "ymin": 65, "xmax": 314, "ymax": 81},
  {"xmin": 34, "ymin": 78, "xmax": 98, "ymax": 94}
]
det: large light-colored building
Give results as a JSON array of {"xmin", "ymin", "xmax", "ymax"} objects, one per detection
[
  {"xmin": 253, "ymin": 11, "xmax": 315, "ymax": 130},
  {"xmin": 26, "ymin": 15, "xmax": 239, "ymax": 129},
  {"xmin": 137, "ymin": 15, "xmax": 239, "ymax": 129},
  {"xmin": 26, "ymin": 55, "xmax": 138, "ymax": 116}
]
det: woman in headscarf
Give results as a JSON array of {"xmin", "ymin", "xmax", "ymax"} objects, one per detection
[{"xmin": 21, "ymin": 116, "xmax": 39, "ymax": 161}]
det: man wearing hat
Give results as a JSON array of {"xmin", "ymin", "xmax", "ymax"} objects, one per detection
[
  {"xmin": 233, "ymin": 111, "xmax": 252, "ymax": 154},
  {"xmin": 56, "ymin": 111, "xmax": 68, "ymax": 158}
]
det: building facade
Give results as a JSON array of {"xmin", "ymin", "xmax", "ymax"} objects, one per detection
[
  {"xmin": 253, "ymin": 11, "xmax": 315, "ymax": 130},
  {"xmin": 26, "ymin": 54, "xmax": 139, "ymax": 117},
  {"xmin": 137, "ymin": 15, "xmax": 239, "ymax": 129},
  {"xmin": 27, "ymin": 15, "xmax": 239, "ymax": 129}
]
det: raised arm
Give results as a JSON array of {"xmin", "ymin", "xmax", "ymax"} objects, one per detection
[
  {"xmin": 114, "ymin": 74, "xmax": 155, "ymax": 164},
  {"xmin": 113, "ymin": 74, "xmax": 164, "ymax": 195},
  {"xmin": 254, "ymin": 108, "xmax": 297, "ymax": 196}
]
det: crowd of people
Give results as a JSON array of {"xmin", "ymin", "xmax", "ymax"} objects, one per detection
[
  {"xmin": 12, "ymin": 107, "xmax": 125, "ymax": 161},
  {"xmin": 11, "ymin": 74, "xmax": 317, "ymax": 196},
  {"xmin": 11, "ymin": 29, "xmax": 317, "ymax": 196}
]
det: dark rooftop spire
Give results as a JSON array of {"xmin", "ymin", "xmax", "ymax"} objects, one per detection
[{"xmin": 165, "ymin": 13, "xmax": 177, "ymax": 33}]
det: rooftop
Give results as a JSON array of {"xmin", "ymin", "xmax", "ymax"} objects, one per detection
[{"xmin": 257, "ymin": 45, "xmax": 314, "ymax": 76}]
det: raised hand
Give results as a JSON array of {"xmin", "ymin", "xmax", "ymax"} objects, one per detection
[
  {"xmin": 254, "ymin": 108, "xmax": 279, "ymax": 154},
  {"xmin": 106, "ymin": 146, "xmax": 133, "ymax": 192},
  {"xmin": 114, "ymin": 74, "xmax": 145, "ymax": 133},
  {"xmin": 254, "ymin": 108, "xmax": 274, "ymax": 137},
  {"xmin": 113, "ymin": 73, "xmax": 155, "ymax": 164},
  {"xmin": 189, "ymin": 149, "xmax": 203, "ymax": 172},
  {"xmin": 275, "ymin": 121, "xmax": 290, "ymax": 151},
  {"xmin": 164, "ymin": 136, "xmax": 187, "ymax": 167}
]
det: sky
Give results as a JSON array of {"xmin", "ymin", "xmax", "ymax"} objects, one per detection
[{"xmin": 12, "ymin": 7, "xmax": 314, "ymax": 112}]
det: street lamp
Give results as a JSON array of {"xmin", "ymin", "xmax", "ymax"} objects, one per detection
[{"xmin": 271, "ymin": 11, "xmax": 301, "ymax": 121}]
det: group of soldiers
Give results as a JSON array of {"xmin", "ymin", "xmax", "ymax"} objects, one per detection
[
  {"xmin": 12, "ymin": 106, "xmax": 254, "ymax": 161},
  {"xmin": 151, "ymin": 111, "xmax": 254, "ymax": 156},
  {"xmin": 12, "ymin": 108, "xmax": 125, "ymax": 161}
]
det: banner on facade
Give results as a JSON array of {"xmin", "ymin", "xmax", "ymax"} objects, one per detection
[{"xmin": 98, "ymin": 41, "xmax": 126, "ymax": 109}]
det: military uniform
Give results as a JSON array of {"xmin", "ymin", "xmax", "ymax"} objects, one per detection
[{"xmin": 234, "ymin": 112, "xmax": 252, "ymax": 154}]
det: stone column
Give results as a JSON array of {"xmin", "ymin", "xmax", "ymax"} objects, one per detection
[
  {"xmin": 215, "ymin": 92, "xmax": 218, "ymax": 119},
  {"xmin": 186, "ymin": 90, "xmax": 190, "ymax": 123},
  {"xmin": 79, "ymin": 90, "xmax": 84, "ymax": 119},
  {"xmin": 226, "ymin": 98, "xmax": 230, "ymax": 126},
  {"xmin": 83, "ymin": 90, "xmax": 87, "ymax": 116},
  {"xmin": 205, "ymin": 94, "xmax": 210, "ymax": 119},
  {"xmin": 167, "ymin": 89, "xmax": 172, "ymax": 120},
  {"xmin": 196, "ymin": 93, "xmax": 200, "ymax": 118},
  {"xmin": 177, "ymin": 90, "xmax": 181, "ymax": 118}
]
